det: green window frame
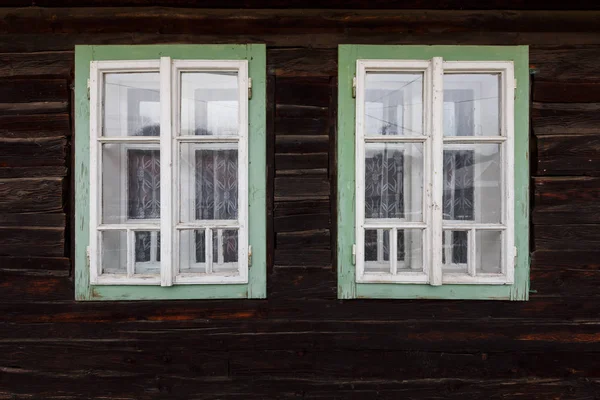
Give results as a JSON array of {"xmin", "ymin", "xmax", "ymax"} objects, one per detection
[
  {"xmin": 75, "ymin": 44, "xmax": 266, "ymax": 300},
  {"xmin": 337, "ymin": 45, "xmax": 530, "ymax": 300}
]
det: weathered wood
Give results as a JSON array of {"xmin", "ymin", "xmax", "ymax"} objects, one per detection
[
  {"xmin": 275, "ymin": 77, "xmax": 331, "ymax": 107},
  {"xmin": 0, "ymin": 227, "xmax": 64, "ymax": 257},
  {"xmin": 536, "ymin": 134, "xmax": 600, "ymax": 176},
  {"xmin": 0, "ymin": 166, "xmax": 67, "ymax": 178},
  {"xmin": 0, "ymin": 138, "xmax": 67, "ymax": 166},
  {"xmin": 275, "ymin": 135, "xmax": 330, "ymax": 153},
  {"xmin": 0, "ymin": 256, "xmax": 70, "ymax": 274},
  {"xmin": 275, "ymin": 116, "xmax": 329, "ymax": 136},
  {"xmin": 530, "ymin": 46, "xmax": 600, "ymax": 81},
  {"xmin": 275, "ymin": 153, "xmax": 328, "ymax": 171},
  {"xmin": 531, "ymin": 251, "xmax": 600, "ymax": 296},
  {"xmin": 0, "ymin": 178, "xmax": 64, "ymax": 213},
  {"xmin": 274, "ymin": 248, "xmax": 332, "ymax": 267},
  {"xmin": 532, "ymin": 103, "xmax": 600, "ymax": 135},
  {"xmin": 0, "ymin": 101, "xmax": 69, "ymax": 116},
  {"xmin": 0, "ymin": 114, "xmax": 70, "ymax": 138},
  {"xmin": 0, "ymin": 78, "xmax": 69, "ymax": 104},
  {"xmin": 277, "ymin": 229, "xmax": 331, "ymax": 248},
  {"xmin": 534, "ymin": 225, "xmax": 600, "ymax": 251},
  {"xmin": 269, "ymin": 48, "xmax": 337, "ymax": 77},
  {"xmin": 533, "ymin": 176, "xmax": 600, "ymax": 224},
  {"xmin": 533, "ymin": 81, "xmax": 600, "ymax": 103},
  {"xmin": 274, "ymin": 176, "xmax": 330, "ymax": 201},
  {"xmin": 274, "ymin": 199, "xmax": 331, "ymax": 232},
  {"xmin": 0, "ymin": 51, "xmax": 73, "ymax": 78},
  {"xmin": 0, "ymin": 212, "xmax": 66, "ymax": 227}
]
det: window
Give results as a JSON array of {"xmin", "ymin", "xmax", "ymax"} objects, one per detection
[
  {"xmin": 337, "ymin": 45, "xmax": 529, "ymax": 300},
  {"xmin": 75, "ymin": 45, "xmax": 266, "ymax": 300}
]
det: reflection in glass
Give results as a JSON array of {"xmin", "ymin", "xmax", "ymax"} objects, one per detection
[
  {"xmin": 476, "ymin": 230, "xmax": 502, "ymax": 274},
  {"xmin": 213, "ymin": 229, "xmax": 238, "ymax": 272},
  {"xmin": 364, "ymin": 229, "xmax": 390, "ymax": 273},
  {"xmin": 365, "ymin": 72, "xmax": 423, "ymax": 136},
  {"xmin": 101, "ymin": 230, "xmax": 127, "ymax": 274},
  {"xmin": 134, "ymin": 231, "xmax": 160, "ymax": 275},
  {"xmin": 397, "ymin": 229, "xmax": 423, "ymax": 273},
  {"xmin": 442, "ymin": 230, "xmax": 469, "ymax": 273},
  {"xmin": 180, "ymin": 72, "xmax": 239, "ymax": 136},
  {"xmin": 103, "ymin": 73, "xmax": 160, "ymax": 137},
  {"xmin": 364, "ymin": 143, "xmax": 423, "ymax": 222},
  {"xmin": 443, "ymin": 74, "xmax": 500, "ymax": 137}
]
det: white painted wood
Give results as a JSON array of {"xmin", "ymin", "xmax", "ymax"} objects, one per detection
[
  {"xmin": 89, "ymin": 61, "xmax": 100, "ymax": 284},
  {"xmin": 160, "ymin": 56, "xmax": 174, "ymax": 287},
  {"xmin": 390, "ymin": 228, "xmax": 398, "ymax": 275}
]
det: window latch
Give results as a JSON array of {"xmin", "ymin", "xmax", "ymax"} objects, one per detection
[
  {"xmin": 352, "ymin": 76, "xmax": 356, "ymax": 98},
  {"xmin": 248, "ymin": 245, "xmax": 252, "ymax": 267},
  {"xmin": 248, "ymin": 77, "xmax": 252, "ymax": 100},
  {"xmin": 352, "ymin": 244, "xmax": 356, "ymax": 265}
]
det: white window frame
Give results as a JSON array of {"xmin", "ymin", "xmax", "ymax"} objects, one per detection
[
  {"xmin": 89, "ymin": 58, "xmax": 249, "ymax": 286},
  {"xmin": 355, "ymin": 58, "xmax": 514, "ymax": 286}
]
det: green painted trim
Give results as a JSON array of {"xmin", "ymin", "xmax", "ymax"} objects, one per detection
[
  {"xmin": 337, "ymin": 45, "xmax": 530, "ymax": 301},
  {"xmin": 75, "ymin": 44, "xmax": 267, "ymax": 301}
]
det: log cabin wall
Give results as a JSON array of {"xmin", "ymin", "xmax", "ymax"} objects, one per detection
[{"xmin": 0, "ymin": 4, "xmax": 599, "ymax": 399}]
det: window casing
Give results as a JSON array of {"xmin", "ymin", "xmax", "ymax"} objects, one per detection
[{"xmin": 338, "ymin": 45, "xmax": 529, "ymax": 300}]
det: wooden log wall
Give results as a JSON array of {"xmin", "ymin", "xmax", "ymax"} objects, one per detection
[{"xmin": 0, "ymin": 6, "xmax": 599, "ymax": 399}]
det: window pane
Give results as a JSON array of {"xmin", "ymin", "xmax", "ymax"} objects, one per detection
[
  {"xmin": 476, "ymin": 230, "xmax": 502, "ymax": 274},
  {"xmin": 180, "ymin": 72, "xmax": 239, "ymax": 136},
  {"xmin": 365, "ymin": 72, "xmax": 423, "ymax": 136},
  {"xmin": 364, "ymin": 229, "xmax": 390, "ymax": 273},
  {"xmin": 101, "ymin": 230, "xmax": 127, "ymax": 274},
  {"xmin": 442, "ymin": 230, "xmax": 469, "ymax": 274},
  {"xmin": 442, "ymin": 144, "xmax": 501, "ymax": 224},
  {"xmin": 213, "ymin": 229, "xmax": 239, "ymax": 273},
  {"xmin": 103, "ymin": 73, "xmax": 160, "ymax": 137},
  {"xmin": 102, "ymin": 145, "xmax": 160, "ymax": 224},
  {"xmin": 134, "ymin": 231, "xmax": 160, "ymax": 275},
  {"xmin": 179, "ymin": 229, "xmax": 206, "ymax": 273},
  {"xmin": 365, "ymin": 143, "xmax": 423, "ymax": 222},
  {"xmin": 443, "ymin": 74, "xmax": 500, "ymax": 137},
  {"xmin": 179, "ymin": 144, "xmax": 238, "ymax": 223},
  {"xmin": 396, "ymin": 228, "xmax": 424, "ymax": 273}
]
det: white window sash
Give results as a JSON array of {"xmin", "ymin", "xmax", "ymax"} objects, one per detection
[{"xmin": 355, "ymin": 58, "xmax": 514, "ymax": 285}]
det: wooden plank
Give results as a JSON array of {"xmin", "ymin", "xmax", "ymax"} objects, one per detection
[
  {"xmin": 276, "ymin": 229, "xmax": 330, "ymax": 248},
  {"xmin": 530, "ymin": 46, "xmax": 600, "ymax": 81},
  {"xmin": 274, "ymin": 176, "xmax": 330, "ymax": 201},
  {"xmin": 0, "ymin": 178, "xmax": 64, "ymax": 213},
  {"xmin": 0, "ymin": 101, "xmax": 68, "ymax": 116},
  {"xmin": 532, "ymin": 103, "xmax": 600, "ymax": 135},
  {"xmin": 275, "ymin": 77, "xmax": 331, "ymax": 108},
  {"xmin": 0, "ymin": 78, "xmax": 69, "ymax": 103},
  {"xmin": 537, "ymin": 134, "xmax": 600, "ymax": 176},
  {"xmin": 0, "ymin": 138, "xmax": 67, "ymax": 166},
  {"xmin": 274, "ymin": 248, "xmax": 332, "ymax": 267},
  {"xmin": 0, "ymin": 166, "xmax": 67, "ymax": 178},
  {"xmin": 268, "ymin": 266, "xmax": 336, "ymax": 299},
  {"xmin": 274, "ymin": 199, "xmax": 331, "ymax": 232},
  {"xmin": 0, "ymin": 114, "xmax": 70, "ymax": 138},
  {"xmin": 275, "ymin": 116, "xmax": 329, "ymax": 136},
  {"xmin": 0, "ymin": 256, "xmax": 70, "ymax": 274},
  {"xmin": 275, "ymin": 153, "xmax": 328, "ymax": 171},
  {"xmin": 533, "ymin": 81, "xmax": 600, "ymax": 103},
  {"xmin": 0, "ymin": 227, "xmax": 64, "ymax": 257},
  {"xmin": 0, "ymin": 212, "xmax": 66, "ymax": 227},
  {"xmin": 531, "ymin": 251, "xmax": 600, "ymax": 296},
  {"xmin": 0, "ymin": 51, "xmax": 73, "ymax": 78},
  {"xmin": 533, "ymin": 176, "xmax": 600, "ymax": 224},
  {"xmin": 534, "ymin": 225, "xmax": 600, "ymax": 251},
  {"xmin": 269, "ymin": 48, "xmax": 337, "ymax": 77},
  {"xmin": 275, "ymin": 135, "xmax": 330, "ymax": 154}
]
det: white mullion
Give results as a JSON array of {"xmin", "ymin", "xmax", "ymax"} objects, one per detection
[
  {"xmin": 430, "ymin": 56, "xmax": 444, "ymax": 286},
  {"xmin": 376, "ymin": 229, "xmax": 384, "ymax": 262},
  {"xmin": 206, "ymin": 227, "xmax": 213, "ymax": 274},
  {"xmin": 504, "ymin": 64, "xmax": 515, "ymax": 284},
  {"xmin": 390, "ymin": 228, "xmax": 398, "ymax": 275},
  {"xmin": 159, "ymin": 56, "xmax": 173, "ymax": 287},
  {"xmin": 363, "ymin": 220, "xmax": 426, "ymax": 229},
  {"xmin": 355, "ymin": 60, "xmax": 367, "ymax": 281},
  {"xmin": 176, "ymin": 136, "xmax": 239, "ymax": 143},
  {"xmin": 126, "ymin": 228, "xmax": 134, "ymax": 277},
  {"xmin": 443, "ymin": 136, "xmax": 506, "ymax": 144},
  {"xmin": 150, "ymin": 231, "xmax": 158, "ymax": 263},
  {"xmin": 364, "ymin": 136, "xmax": 427, "ymax": 143},
  {"xmin": 217, "ymin": 229, "xmax": 224, "ymax": 265},
  {"xmin": 468, "ymin": 228, "xmax": 476, "ymax": 277},
  {"xmin": 98, "ymin": 137, "xmax": 161, "ymax": 144},
  {"xmin": 442, "ymin": 223, "xmax": 506, "ymax": 230},
  {"xmin": 89, "ymin": 61, "xmax": 101, "ymax": 284}
]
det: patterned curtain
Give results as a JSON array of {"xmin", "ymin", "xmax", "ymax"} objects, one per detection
[{"xmin": 128, "ymin": 150, "xmax": 160, "ymax": 220}]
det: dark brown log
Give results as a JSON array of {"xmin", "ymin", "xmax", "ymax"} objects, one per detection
[
  {"xmin": 275, "ymin": 153, "xmax": 328, "ymax": 171},
  {"xmin": 0, "ymin": 178, "xmax": 64, "ymax": 213},
  {"xmin": 275, "ymin": 135, "xmax": 330, "ymax": 153},
  {"xmin": 276, "ymin": 229, "xmax": 331, "ymax": 249},
  {"xmin": 275, "ymin": 77, "xmax": 331, "ymax": 107},
  {"xmin": 537, "ymin": 134, "xmax": 600, "ymax": 176},
  {"xmin": 532, "ymin": 103, "xmax": 600, "ymax": 135},
  {"xmin": 0, "ymin": 114, "xmax": 70, "ymax": 138},
  {"xmin": 0, "ymin": 212, "xmax": 65, "ymax": 227},
  {"xmin": 533, "ymin": 81, "xmax": 600, "ymax": 103},
  {"xmin": 0, "ymin": 138, "xmax": 67, "ymax": 166},
  {"xmin": 274, "ymin": 176, "xmax": 330, "ymax": 201},
  {"xmin": 269, "ymin": 48, "xmax": 337, "ymax": 77},
  {"xmin": 530, "ymin": 46, "xmax": 600, "ymax": 81},
  {"xmin": 533, "ymin": 177, "xmax": 600, "ymax": 224},
  {"xmin": 268, "ymin": 265, "xmax": 336, "ymax": 299},
  {"xmin": 274, "ymin": 199, "xmax": 331, "ymax": 232},
  {"xmin": 534, "ymin": 225, "xmax": 600, "ymax": 251},
  {"xmin": 0, "ymin": 78, "xmax": 68, "ymax": 104},
  {"xmin": 274, "ymin": 248, "xmax": 332, "ymax": 267},
  {"xmin": 0, "ymin": 227, "xmax": 64, "ymax": 257},
  {"xmin": 0, "ymin": 166, "xmax": 67, "ymax": 178},
  {"xmin": 275, "ymin": 116, "xmax": 329, "ymax": 136},
  {"xmin": 531, "ymin": 251, "xmax": 600, "ymax": 296},
  {"xmin": 0, "ymin": 51, "xmax": 73, "ymax": 78},
  {"xmin": 0, "ymin": 101, "xmax": 69, "ymax": 116},
  {"xmin": 0, "ymin": 256, "xmax": 70, "ymax": 274}
]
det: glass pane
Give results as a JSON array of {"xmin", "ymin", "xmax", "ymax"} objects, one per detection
[
  {"xmin": 396, "ymin": 229, "xmax": 423, "ymax": 273},
  {"xmin": 442, "ymin": 230, "xmax": 469, "ymax": 274},
  {"xmin": 179, "ymin": 145, "xmax": 238, "ymax": 223},
  {"xmin": 103, "ymin": 73, "xmax": 160, "ymax": 137},
  {"xmin": 134, "ymin": 231, "xmax": 160, "ymax": 275},
  {"xmin": 179, "ymin": 229, "xmax": 206, "ymax": 273},
  {"xmin": 212, "ymin": 229, "xmax": 239, "ymax": 273},
  {"xmin": 364, "ymin": 229, "xmax": 390, "ymax": 273},
  {"xmin": 101, "ymin": 230, "xmax": 127, "ymax": 274},
  {"xmin": 102, "ymin": 145, "xmax": 160, "ymax": 224},
  {"xmin": 443, "ymin": 74, "xmax": 500, "ymax": 137},
  {"xmin": 365, "ymin": 72, "xmax": 423, "ymax": 136},
  {"xmin": 180, "ymin": 72, "xmax": 239, "ymax": 136},
  {"xmin": 364, "ymin": 143, "xmax": 423, "ymax": 222},
  {"xmin": 476, "ymin": 230, "xmax": 502, "ymax": 274},
  {"xmin": 442, "ymin": 144, "xmax": 501, "ymax": 224}
]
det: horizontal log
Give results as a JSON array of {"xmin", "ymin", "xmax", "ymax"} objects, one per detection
[
  {"xmin": 533, "ymin": 176, "xmax": 600, "ymax": 224},
  {"xmin": 534, "ymin": 224, "xmax": 600, "ymax": 251},
  {"xmin": 532, "ymin": 250, "xmax": 600, "ymax": 268},
  {"xmin": 274, "ymin": 199, "xmax": 331, "ymax": 232},
  {"xmin": 276, "ymin": 229, "xmax": 331, "ymax": 249},
  {"xmin": 0, "ymin": 51, "xmax": 73, "ymax": 78},
  {"xmin": 0, "ymin": 113, "xmax": 70, "ymax": 138},
  {"xmin": 0, "ymin": 178, "xmax": 64, "ymax": 213},
  {"xmin": 533, "ymin": 81, "xmax": 600, "ymax": 103},
  {"xmin": 0, "ymin": 101, "xmax": 68, "ymax": 116},
  {"xmin": 0, "ymin": 227, "xmax": 64, "ymax": 257},
  {"xmin": 0, "ymin": 166, "xmax": 67, "ymax": 178},
  {"xmin": 532, "ymin": 102, "xmax": 600, "ymax": 135},
  {"xmin": 274, "ymin": 176, "xmax": 330, "ymax": 201},
  {"xmin": 0, "ymin": 78, "xmax": 68, "ymax": 104},
  {"xmin": 536, "ymin": 134, "xmax": 600, "ymax": 176},
  {"xmin": 275, "ymin": 77, "xmax": 331, "ymax": 107},
  {"xmin": 275, "ymin": 135, "xmax": 330, "ymax": 153},
  {"xmin": 530, "ymin": 46, "xmax": 600, "ymax": 81},
  {"xmin": 275, "ymin": 153, "xmax": 329, "ymax": 171},
  {"xmin": 0, "ymin": 212, "xmax": 65, "ymax": 227},
  {"xmin": 0, "ymin": 273, "xmax": 71, "ymax": 301},
  {"xmin": 531, "ymin": 251, "xmax": 600, "ymax": 296},
  {"xmin": 274, "ymin": 248, "xmax": 332, "ymax": 267},
  {"xmin": 0, "ymin": 137, "xmax": 67, "ymax": 166},
  {"xmin": 269, "ymin": 48, "xmax": 337, "ymax": 77},
  {"xmin": 0, "ymin": 256, "xmax": 70, "ymax": 274},
  {"xmin": 275, "ymin": 116, "xmax": 329, "ymax": 136}
]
